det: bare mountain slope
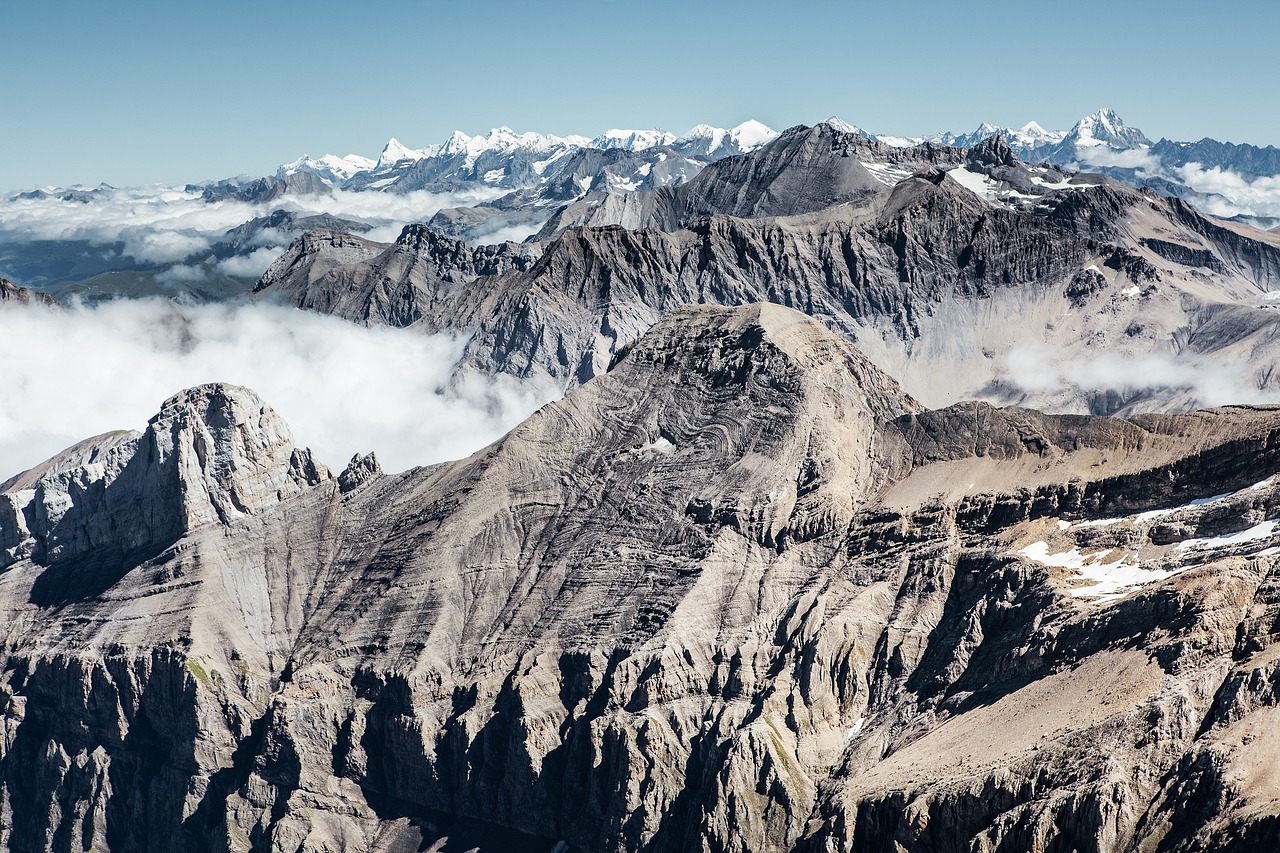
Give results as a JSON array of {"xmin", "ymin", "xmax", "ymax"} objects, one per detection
[
  {"xmin": 7, "ymin": 305, "xmax": 1280, "ymax": 850},
  {"xmin": 255, "ymin": 161, "xmax": 1280, "ymax": 413},
  {"xmin": 533, "ymin": 123, "xmax": 963, "ymax": 238}
]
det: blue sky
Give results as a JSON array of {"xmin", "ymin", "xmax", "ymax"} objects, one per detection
[{"xmin": 2, "ymin": 0, "xmax": 1275, "ymax": 190}]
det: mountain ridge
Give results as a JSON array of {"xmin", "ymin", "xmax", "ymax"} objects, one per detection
[
  {"xmin": 8, "ymin": 303, "xmax": 1280, "ymax": 850},
  {"xmin": 252, "ymin": 130, "xmax": 1280, "ymax": 417}
]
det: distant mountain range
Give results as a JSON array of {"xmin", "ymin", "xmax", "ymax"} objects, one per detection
[
  {"xmin": 10, "ymin": 113, "xmax": 1280, "ymax": 852},
  {"xmin": 265, "ymin": 109, "xmax": 1280, "ymax": 227},
  {"xmin": 251, "ymin": 126, "xmax": 1280, "ymax": 418},
  {"xmin": 2, "ymin": 111, "xmax": 1278, "ymax": 304}
]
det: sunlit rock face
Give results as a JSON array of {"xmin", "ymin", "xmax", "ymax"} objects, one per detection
[{"xmin": 5, "ymin": 305, "xmax": 1280, "ymax": 851}]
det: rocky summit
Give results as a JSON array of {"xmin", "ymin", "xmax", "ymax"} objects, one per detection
[{"xmin": 5, "ymin": 303, "xmax": 1280, "ymax": 851}]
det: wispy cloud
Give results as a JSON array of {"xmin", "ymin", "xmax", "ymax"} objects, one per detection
[
  {"xmin": 1070, "ymin": 146, "xmax": 1159, "ymax": 172},
  {"xmin": 997, "ymin": 341, "xmax": 1280, "ymax": 411},
  {"xmin": 215, "ymin": 246, "xmax": 286, "ymax": 277},
  {"xmin": 0, "ymin": 298, "xmax": 556, "ymax": 482},
  {"xmin": 0, "ymin": 185, "xmax": 509, "ymax": 267}
]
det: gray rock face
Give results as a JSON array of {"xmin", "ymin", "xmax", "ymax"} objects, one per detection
[
  {"xmin": 535, "ymin": 123, "xmax": 965, "ymax": 238},
  {"xmin": 255, "ymin": 161, "xmax": 1280, "ymax": 414},
  {"xmin": 0, "ymin": 277, "xmax": 55, "ymax": 306},
  {"xmin": 0, "ymin": 383, "xmax": 329, "ymax": 573},
  {"xmin": 8, "ymin": 304, "xmax": 1280, "ymax": 851},
  {"xmin": 199, "ymin": 171, "xmax": 331, "ymax": 204},
  {"xmin": 255, "ymin": 225, "xmax": 540, "ymax": 327},
  {"xmin": 337, "ymin": 452, "xmax": 382, "ymax": 493}
]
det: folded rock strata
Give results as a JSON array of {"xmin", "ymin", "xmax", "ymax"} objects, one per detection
[{"xmin": 4, "ymin": 305, "xmax": 1280, "ymax": 851}]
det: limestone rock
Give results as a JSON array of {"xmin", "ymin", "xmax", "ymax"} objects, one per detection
[
  {"xmin": 0, "ymin": 277, "xmax": 56, "ymax": 306},
  {"xmin": 7, "ymin": 306, "xmax": 1280, "ymax": 850},
  {"xmin": 0, "ymin": 382, "xmax": 329, "ymax": 573},
  {"xmin": 338, "ymin": 453, "xmax": 382, "ymax": 493}
]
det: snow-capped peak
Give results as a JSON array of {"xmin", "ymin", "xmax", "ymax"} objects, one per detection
[
  {"xmin": 674, "ymin": 120, "xmax": 778, "ymax": 158},
  {"xmin": 1067, "ymin": 108, "xmax": 1150, "ymax": 149},
  {"xmin": 592, "ymin": 128, "xmax": 678, "ymax": 152},
  {"xmin": 728, "ymin": 119, "xmax": 779, "ymax": 152},
  {"xmin": 438, "ymin": 130, "xmax": 473, "ymax": 157},
  {"xmin": 377, "ymin": 138, "xmax": 430, "ymax": 169},
  {"xmin": 439, "ymin": 127, "xmax": 588, "ymax": 162},
  {"xmin": 277, "ymin": 152, "xmax": 377, "ymax": 185},
  {"xmin": 678, "ymin": 123, "xmax": 721, "ymax": 141},
  {"xmin": 820, "ymin": 116, "xmax": 863, "ymax": 135}
]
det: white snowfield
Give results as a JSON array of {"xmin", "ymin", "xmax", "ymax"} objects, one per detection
[
  {"xmin": 1017, "ymin": 542, "xmax": 1175, "ymax": 602},
  {"xmin": 277, "ymin": 120, "xmax": 780, "ymax": 189},
  {"xmin": 1018, "ymin": 476, "xmax": 1280, "ymax": 601}
]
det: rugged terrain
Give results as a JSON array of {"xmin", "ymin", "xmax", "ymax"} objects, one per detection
[
  {"xmin": 0, "ymin": 277, "xmax": 55, "ymax": 306},
  {"xmin": 254, "ymin": 128, "xmax": 1280, "ymax": 414},
  {"xmin": 9, "ymin": 110, "xmax": 1280, "ymax": 304},
  {"xmin": 5, "ymin": 304, "xmax": 1280, "ymax": 851}
]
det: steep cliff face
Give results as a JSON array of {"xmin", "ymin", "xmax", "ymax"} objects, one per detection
[
  {"xmin": 7, "ymin": 305, "xmax": 1280, "ymax": 851},
  {"xmin": 0, "ymin": 383, "xmax": 329, "ymax": 576},
  {"xmin": 254, "ymin": 225, "xmax": 541, "ymax": 328}
]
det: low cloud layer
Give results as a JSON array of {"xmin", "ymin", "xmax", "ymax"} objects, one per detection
[
  {"xmin": 0, "ymin": 185, "xmax": 507, "ymax": 268},
  {"xmin": 998, "ymin": 341, "xmax": 1280, "ymax": 411},
  {"xmin": 0, "ymin": 298, "xmax": 556, "ymax": 482},
  {"xmin": 1071, "ymin": 146, "xmax": 1160, "ymax": 172},
  {"xmin": 1174, "ymin": 163, "xmax": 1280, "ymax": 219}
]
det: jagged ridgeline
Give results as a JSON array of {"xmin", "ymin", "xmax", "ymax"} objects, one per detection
[
  {"xmin": 254, "ymin": 126, "xmax": 1280, "ymax": 415},
  {"xmin": 7, "ymin": 304, "xmax": 1280, "ymax": 851},
  {"xmin": 8, "ymin": 116, "xmax": 1280, "ymax": 853}
]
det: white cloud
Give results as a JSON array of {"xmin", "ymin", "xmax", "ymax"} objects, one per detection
[
  {"xmin": 470, "ymin": 219, "xmax": 547, "ymax": 246},
  {"xmin": 1174, "ymin": 163, "xmax": 1280, "ymax": 219},
  {"xmin": 998, "ymin": 343, "xmax": 1280, "ymax": 410},
  {"xmin": 216, "ymin": 246, "xmax": 286, "ymax": 278},
  {"xmin": 304, "ymin": 187, "xmax": 506, "ymax": 222},
  {"xmin": 0, "ymin": 298, "xmax": 556, "ymax": 482},
  {"xmin": 1071, "ymin": 146, "xmax": 1160, "ymax": 172},
  {"xmin": 0, "ymin": 185, "xmax": 509, "ymax": 267},
  {"xmin": 155, "ymin": 264, "xmax": 208, "ymax": 285}
]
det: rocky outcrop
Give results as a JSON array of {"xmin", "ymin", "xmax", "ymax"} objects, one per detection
[
  {"xmin": 254, "ymin": 225, "xmax": 540, "ymax": 327},
  {"xmin": 0, "ymin": 277, "xmax": 56, "ymax": 306},
  {"xmin": 7, "ymin": 305, "xmax": 1280, "ymax": 850},
  {"xmin": 0, "ymin": 383, "xmax": 329, "ymax": 573}
]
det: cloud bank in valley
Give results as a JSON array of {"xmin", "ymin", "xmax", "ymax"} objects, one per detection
[
  {"xmin": 1174, "ymin": 164, "xmax": 1280, "ymax": 219},
  {"xmin": 0, "ymin": 184, "xmax": 510, "ymax": 272},
  {"xmin": 0, "ymin": 298, "xmax": 556, "ymax": 482},
  {"xmin": 998, "ymin": 341, "xmax": 1280, "ymax": 411}
]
